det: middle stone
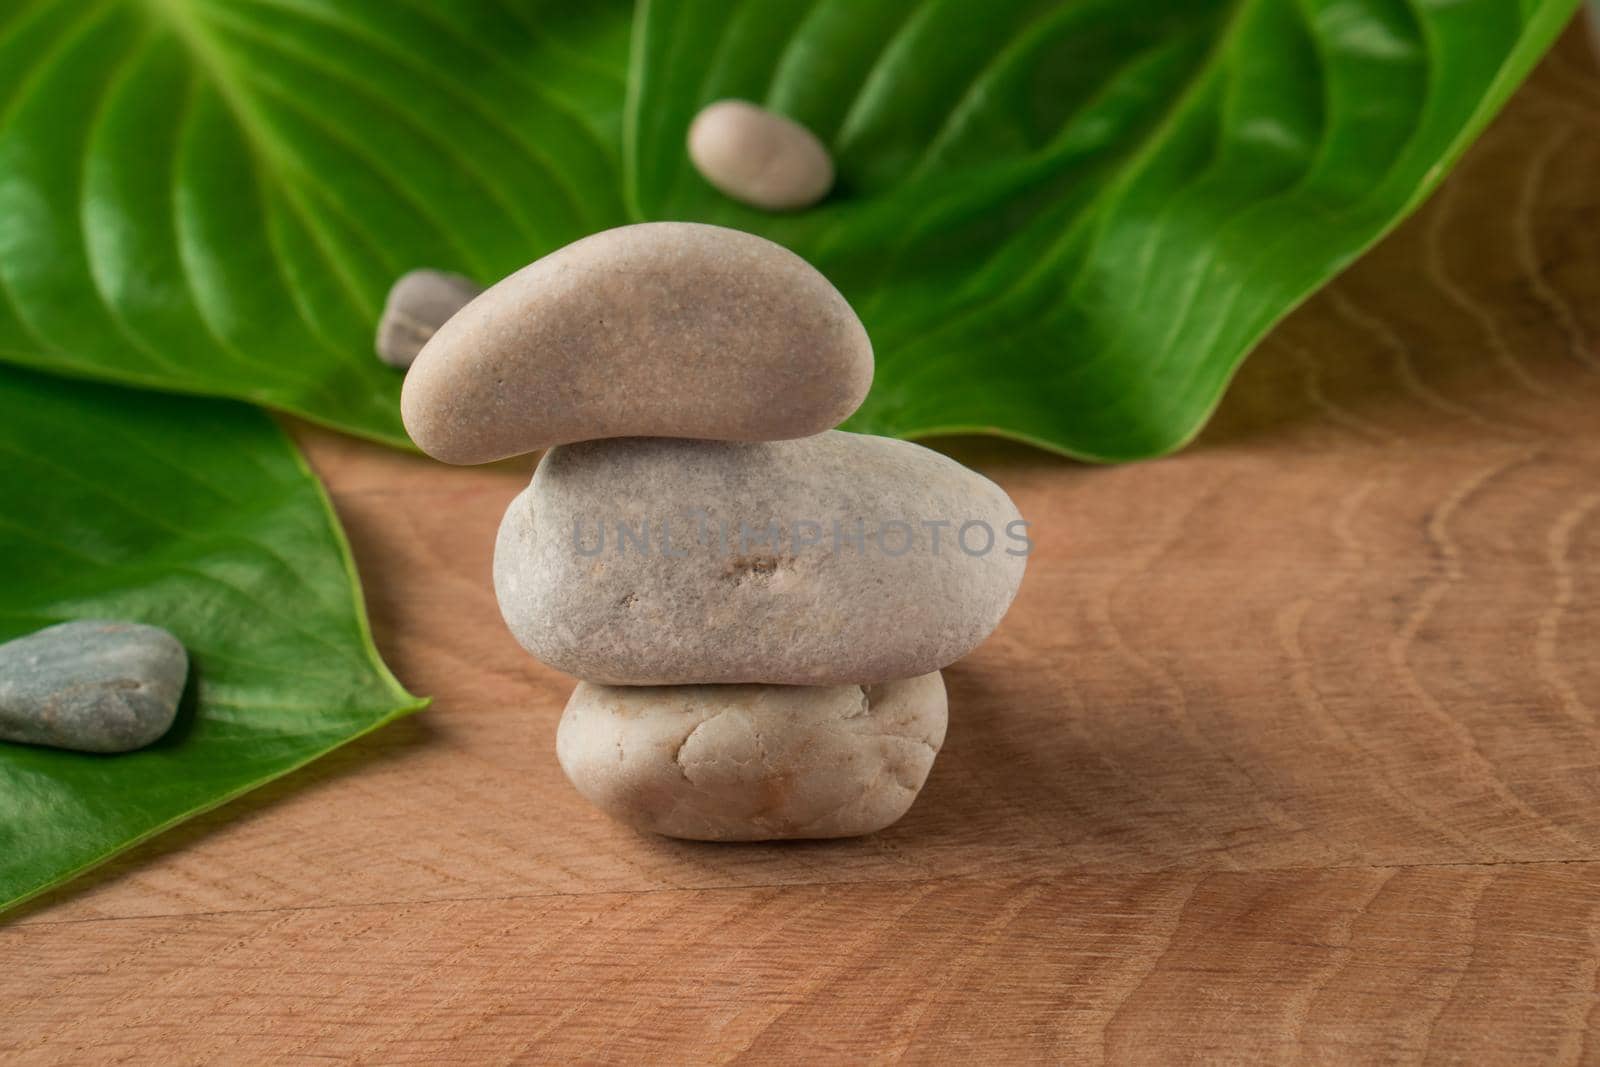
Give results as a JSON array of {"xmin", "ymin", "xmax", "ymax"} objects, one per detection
[{"xmin": 494, "ymin": 431, "xmax": 1028, "ymax": 686}]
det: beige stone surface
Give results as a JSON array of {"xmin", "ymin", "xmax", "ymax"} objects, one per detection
[
  {"xmin": 401, "ymin": 223, "xmax": 872, "ymax": 463},
  {"xmin": 687, "ymin": 99, "xmax": 834, "ymax": 211},
  {"xmin": 493, "ymin": 432, "xmax": 1028, "ymax": 685},
  {"xmin": 556, "ymin": 672, "xmax": 947, "ymax": 840}
]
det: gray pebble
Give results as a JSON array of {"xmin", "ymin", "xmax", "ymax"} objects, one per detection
[
  {"xmin": 0, "ymin": 620, "xmax": 187, "ymax": 753},
  {"xmin": 375, "ymin": 269, "xmax": 483, "ymax": 369},
  {"xmin": 493, "ymin": 432, "xmax": 1028, "ymax": 686}
]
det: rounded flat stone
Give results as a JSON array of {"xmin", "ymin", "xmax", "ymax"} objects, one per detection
[
  {"xmin": 687, "ymin": 100, "xmax": 834, "ymax": 211},
  {"xmin": 494, "ymin": 432, "xmax": 1028, "ymax": 686},
  {"xmin": 0, "ymin": 620, "xmax": 187, "ymax": 753},
  {"xmin": 557, "ymin": 672, "xmax": 947, "ymax": 841},
  {"xmin": 375, "ymin": 269, "xmax": 483, "ymax": 369},
  {"xmin": 400, "ymin": 222, "xmax": 873, "ymax": 464}
]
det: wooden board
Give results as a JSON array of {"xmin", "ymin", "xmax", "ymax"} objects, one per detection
[{"xmin": 6, "ymin": 24, "xmax": 1600, "ymax": 1066}]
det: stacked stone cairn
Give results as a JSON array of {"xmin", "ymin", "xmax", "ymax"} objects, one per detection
[{"xmin": 396, "ymin": 222, "xmax": 1027, "ymax": 840}]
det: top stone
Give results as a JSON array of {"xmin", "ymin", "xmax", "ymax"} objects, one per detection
[{"xmin": 400, "ymin": 222, "xmax": 873, "ymax": 464}]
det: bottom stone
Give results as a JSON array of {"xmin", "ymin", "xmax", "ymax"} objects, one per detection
[{"xmin": 557, "ymin": 672, "xmax": 947, "ymax": 841}]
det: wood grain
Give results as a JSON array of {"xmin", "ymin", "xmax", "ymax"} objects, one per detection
[
  {"xmin": 7, "ymin": 23, "xmax": 1600, "ymax": 1066},
  {"xmin": 8, "ymin": 866, "xmax": 1600, "ymax": 1064}
]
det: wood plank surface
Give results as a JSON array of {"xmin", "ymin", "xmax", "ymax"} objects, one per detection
[{"xmin": 6, "ymin": 23, "xmax": 1600, "ymax": 1067}]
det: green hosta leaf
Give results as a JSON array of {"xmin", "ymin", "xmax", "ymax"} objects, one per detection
[
  {"xmin": 0, "ymin": 0, "xmax": 633, "ymax": 448},
  {"xmin": 0, "ymin": 366, "xmax": 424, "ymax": 914},
  {"xmin": 0, "ymin": 0, "xmax": 1579, "ymax": 458},
  {"xmin": 630, "ymin": 0, "xmax": 1579, "ymax": 459}
]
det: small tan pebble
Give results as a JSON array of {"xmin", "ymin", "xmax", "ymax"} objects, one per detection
[
  {"xmin": 557, "ymin": 672, "xmax": 947, "ymax": 841},
  {"xmin": 493, "ymin": 432, "xmax": 1028, "ymax": 686},
  {"xmin": 687, "ymin": 99, "xmax": 834, "ymax": 211},
  {"xmin": 375, "ymin": 269, "xmax": 483, "ymax": 369},
  {"xmin": 401, "ymin": 222, "xmax": 872, "ymax": 464}
]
